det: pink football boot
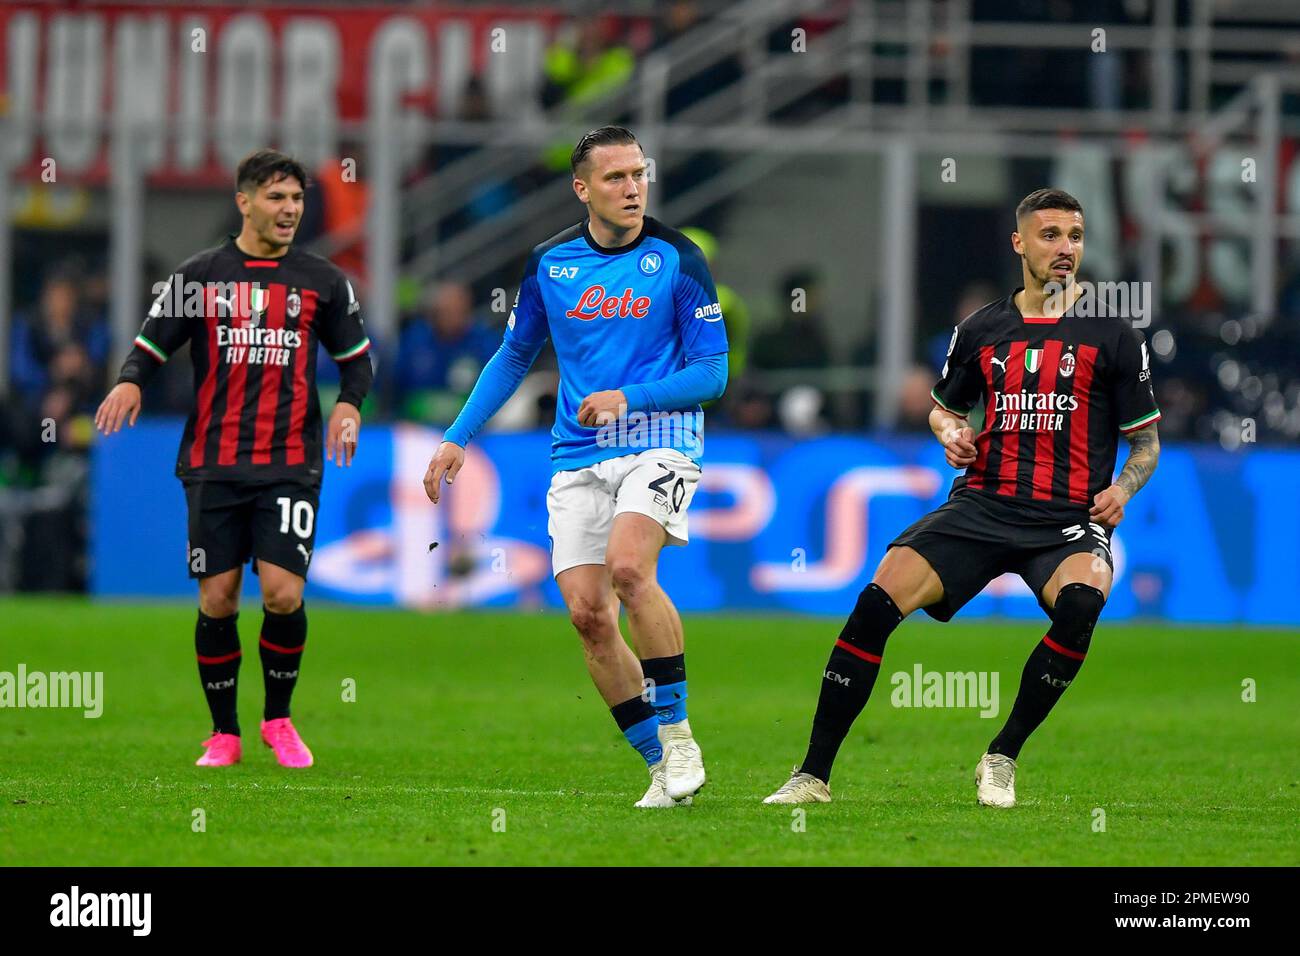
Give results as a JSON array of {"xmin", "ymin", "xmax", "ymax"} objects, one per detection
[
  {"xmin": 260, "ymin": 718, "xmax": 314, "ymax": 768},
  {"xmin": 195, "ymin": 732, "xmax": 242, "ymax": 767}
]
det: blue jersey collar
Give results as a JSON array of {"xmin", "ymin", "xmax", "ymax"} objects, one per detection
[{"xmin": 582, "ymin": 217, "xmax": 652, "ymax": 255}]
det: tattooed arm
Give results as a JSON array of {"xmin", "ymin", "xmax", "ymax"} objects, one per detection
[{"xmin": 1090, "ymin": 422, "xmax": 1160, "ymax": 528}]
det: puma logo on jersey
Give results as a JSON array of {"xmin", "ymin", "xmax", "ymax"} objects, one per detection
[{"xmin": 990, "ymin": 356, "xmax": 1008, "ymax": 372}]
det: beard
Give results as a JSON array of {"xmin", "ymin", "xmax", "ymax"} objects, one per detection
[{"xmin": 1033, "ymin": 261, "xmax": 1073, "ymax": 289}]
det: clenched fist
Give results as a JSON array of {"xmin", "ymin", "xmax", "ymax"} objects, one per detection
[{"xmin": 941, "ymin": 425, "xmax": 978, "ymax": 469}]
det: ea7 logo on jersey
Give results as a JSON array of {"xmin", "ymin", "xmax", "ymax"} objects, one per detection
[
  {"xmin": 549, "ymin": 265, "xmax": 579, "ymax": 279},
  {"xmin": 566, "ymin": 285, "xmax": 651, "ymax": 321},
  {"xmin": 695, "ymin": 301, "xmax": 723, "ymax": 321}
]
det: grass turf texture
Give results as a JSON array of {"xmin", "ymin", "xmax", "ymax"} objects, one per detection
[{"xmin": 2, "ymin": 598, "xmax": 1296, "ymax": 866}]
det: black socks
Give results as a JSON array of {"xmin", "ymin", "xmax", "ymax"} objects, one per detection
[
  {"xmin": 989, "ymin": 583, "xmax": 1104, "ymax": 760},
  {"xmin": 259, "ymin": 603, "xmax": 307, "ymax": 721},
  {"xmin": 196, "ymin": 611, "xmax": 241, "ymax": 736},
  {"xmin": 801, "ymin": 583, "xmax": 904, "ymax": 783}
]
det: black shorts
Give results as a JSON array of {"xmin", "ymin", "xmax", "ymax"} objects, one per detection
[
  {"xmin": 183, "ymin": 479, "xmax": 320, "ymax": 580},
  {"xmin": 888, "ymin": 489, "xmax": 1113, "ymax": 622}
]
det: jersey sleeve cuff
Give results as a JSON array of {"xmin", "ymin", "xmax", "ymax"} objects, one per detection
[
  {"xmin": 331, "ymin": 337, "xmax": 371, "ymax": 361},
  {"xmin": 443, "ymin": 423, "xmax": 471, "ymax": 447},
  {"xmin": 1119, "ymin": 409, "xmax": 1161, "ymax": 433},
  {"xmin": 930, "ymin": 389, "xmax": 972, "ymax": 416},
  {"xmin": 621, "ymin": 384, "xmax": 651, "ymax": 413},
  {"xmin": 134, "ymin": 334, "xmax": 168, "ymax": 363}
]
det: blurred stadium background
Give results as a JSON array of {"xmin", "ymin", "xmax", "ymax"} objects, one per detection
[{"xmin": 2, "ymin": 0, "xmax": 1297, "ymax": 624}]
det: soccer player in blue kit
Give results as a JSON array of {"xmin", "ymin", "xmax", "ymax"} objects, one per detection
[{"xmin": 423, "ymin": 126, "xmax": 729, "ymax": 807}]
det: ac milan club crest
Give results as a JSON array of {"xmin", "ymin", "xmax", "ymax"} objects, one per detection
[
  {"xmin": 287, "ymin": 291, "xmax": 301, "ymax": 318},
  {"xmin": 1059, "ymin": 350, "xmax": 1076, "ymax": 378}
]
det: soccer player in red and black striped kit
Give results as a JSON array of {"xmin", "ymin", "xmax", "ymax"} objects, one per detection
[
  {"xmin": 764, "ymin": 188, "xmax": 1161, "ymax": 807},
  {"xmin": 95, "ymin": 150, "xmax": 374, "ymax": 768}
]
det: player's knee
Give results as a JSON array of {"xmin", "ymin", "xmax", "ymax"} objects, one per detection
[
  {"xmin": 608, "ymin": 559, "xmax": 652, "ymax": 606},
  {"xmin": 871, "ymin": 547, "xmax": 937, "ymax": 617},
  {"xmin": 198, "ymin": 580, "xmax": 240, "ymax": 618},
  {"xmin": 199, "ymin": 594, "xmax": 239, "ymax": 618},
  {"xmin": 568, "ymin": 599, "xmax": 615, "ymax": 643},
  {"xmin": 262, "ymin": 587, "xmax": 303, "ymax": 616},
  {"xmin": 1049, "ymin": 582, "xmax": 1106, "ymax": 651}
]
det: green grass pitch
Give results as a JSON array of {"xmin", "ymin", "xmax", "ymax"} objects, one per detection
[{"xmin": 2, "ymin": 598, "xmax": 1296, "ymax": 866}]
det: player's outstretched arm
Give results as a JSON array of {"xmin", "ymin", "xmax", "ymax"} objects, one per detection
[
  {"xmin": 94, "ymin": 382, "xmax": 142, "ymax": 435},
  {"xmin": 1091, "ymin": 421, "xmax": 1159, "ymax": 528},
  {"xmin": 929, "ymin": 405, "xmax": 977, "ymax": 469},
  {"xmin": 422, "ymin": 335, "xmax": 542, "ymax": 504}
]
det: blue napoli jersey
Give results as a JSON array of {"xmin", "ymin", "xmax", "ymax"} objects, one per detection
[{"xmin": 507, "ymin": 217, "xmax": 729, "ymax": 472}]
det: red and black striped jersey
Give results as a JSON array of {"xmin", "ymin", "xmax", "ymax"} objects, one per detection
[
  {"xmin": 117, "ymin": 236, "xmax": 373, "ymax": 482},
  {"xmin": 931, "ymin": 289, "xmax": 1161, "ymax": 517}
]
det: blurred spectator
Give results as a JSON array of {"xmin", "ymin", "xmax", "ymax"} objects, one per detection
[
  {"xmin": 315, "ymin": 152, "xmax": 369, "ymax": 283},
  {"xmin": 927, "ymin": 280, "xmax": 998, "ymax": 373},
  {"xmin": 726, "ymin": 382, "xmax": 777, "ymax": 430},
  {"xmin": 541, "ymin": 18, "xmax": 636, "ymax": 170},
  {"xmin": 680, "ymin": 226, "xmax": 750, "ymax": 378},
  {"xmin": 9, "ymin": 269, "xmax": 108, "ymax": 409},
  {"xmin": 653, "ymin": 0, "xmax": 701, "ymax": 48},
  {"xmin": 897, "ymin": 365, "xmax": 939, "ymax": 433},
  {"xmin": 456, "ymin": 79, "xmax": 520, "ymax": 226},
  {"xmin": 2, "ymin": 268, "xmax": 100, "ymax": 591},
  {"xmin": 777, "ymin": 384, "xmax": 828, "ymax": 436},
  {"xmin": 751, "ymin": 268, "xmax": 832, "ymax": 371},
  {"xmin": 653, "ymin": 1, "xmax": 744, "ymax": 118},
  {"xmin": 393, "ymin": 281, "xmax": 500, "ymax": 423}
]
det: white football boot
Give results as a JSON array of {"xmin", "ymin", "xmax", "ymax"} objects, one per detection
[
  {"xmin": 975, "ymin": 752, "xmax": 1017, "ymax": 808},
  {"xmin": 763, "ymin": 767, "xmax": 832, "ymax": 804},
  {"xmin": 635, "ymin": 756, "xmax": 692, "ymax": 808},
  {"xmin": 661, "ymin": 720, "xmax": 706, "ymax": 800}
]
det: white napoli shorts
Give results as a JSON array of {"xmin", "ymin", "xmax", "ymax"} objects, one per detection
[{"xmin": 546, "ymin": 447, "xmax": 702, "ymax": 577}]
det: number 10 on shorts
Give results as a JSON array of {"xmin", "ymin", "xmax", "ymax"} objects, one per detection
[{"xmin": 276, "ymin": 496, "xmax": 315, "ymax": 538}]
